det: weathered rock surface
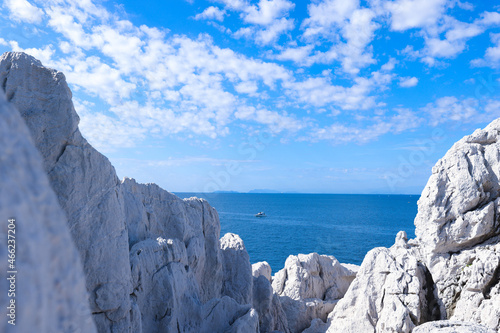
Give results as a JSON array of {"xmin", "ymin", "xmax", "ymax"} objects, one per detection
[
  {"xmin": 0, "ymin": 51, "xmax": 263, "ymax": 333},
  {"xmin": 415, "ymin": 121, "xmax": 500, "ymax": 257},
  {"xmin": 325, "ymin": 232, "xmax": 440, "ymax": 332},
  {"xmin": 413, "ymin": 120, "xmax": 500, "ymax": 331},
  {"xmin": 221, "ymin": 233, "xmax": 253, "ymax": 304},
  {"xmin": 253, "ymin": 274, "xmax": 290, "ymax": 333},
  {"xmin": 1, "ymin": 51, "xmax": 134, "ymax": 331},
  {"xmin": 0, "ymin": 88, "xmax": 95, "ymax": 332},
  {"xmin": 412, "ymin": 320, "xmax": 497, "ymax": 333},
  {"xmin": 253, "ymin": 261, "xmax": 272, "ymax": 281},
  {"xmin": 272, "ymin": 253, "xmax": 357, "ymax": 333},
  {"xmin": 122, "ymin": 177, "xmax": 224, "ymax": 304},
  {"xmin": 319, "ymin": 121, "xmax": 500, "ymax": 332}
]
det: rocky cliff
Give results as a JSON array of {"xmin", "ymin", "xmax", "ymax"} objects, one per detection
[
  {"xmin": 0, "ymin": 52, "xmax": 272, "ymax": 332},
  {"xmin": 317, "ymin": 122, "xmax": 500, "ymax": 332},
  {"xmin": 1, "ymin": 51, "xmax": 500, "ymax": 332}
]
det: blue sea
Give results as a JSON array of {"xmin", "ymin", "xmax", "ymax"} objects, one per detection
[{"xmin": 175, "ymin": 193, "xmax": 418, "ymax": 272}]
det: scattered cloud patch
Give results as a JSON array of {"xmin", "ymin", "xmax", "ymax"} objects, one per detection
[
  {"xmin": 423, "ymin": 96, "xmax": 478, "ymax": 126},
  {"xmin": 399, "ymin": 76, "xmax": 418, "ymax": 87},
  {"xmin": 4, "ymin": 0, "xmax": 44, "ymax": 24},
  {"xmin": 386, "ymin": 0, "xmax": 448, "ymax": 31},
  {"xmin": 1, "ymin": 0, "xmax": 499, "ymax": 152},
  {"xmin": 472, "ymin": 33, "xmax": 500, "ymax": 68},
  {"xmin": 194, "ymin": 6, "xmax": 225, "ymax": 22},
  {"xmin": 216, "ymin": 0, "xmax": 295, "ymax": 45},
  {"xmin": 308, "ymin": 108, "xmax": 421, "ymax": 144}
]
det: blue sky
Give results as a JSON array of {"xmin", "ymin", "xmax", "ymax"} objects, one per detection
[{"xmin": 1, "ymin": 0, "xmax": 500, "ymax": 194}]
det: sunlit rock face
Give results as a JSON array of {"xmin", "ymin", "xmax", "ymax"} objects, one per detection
[
  {"xmin": 324, "ymin": 232, "xmax": 440, "ymax": 333},
  {"xmin": 412, "ymin": 320, "xmax": 497, "ymax": 333},
  {"xmin": 0, "ymin": 80, "xmax": 95, "ymax": 332},
  {"xmin": 413, "ymin": 120, "xmax": 500, "ymax": 329},
  {"xmin": 0, "ymin": 51, "xmax": 257, "ymax": 333},
  {"xmin": 316, "ymin": 121, "xmax": 500, "ymax": 332},
  {"xmin": 271, "ymin": 253, "xmax": 358, "ymax": 333}
]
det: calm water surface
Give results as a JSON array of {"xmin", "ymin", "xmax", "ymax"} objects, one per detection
[{"xmin": 175, "ymin": 193, "xmax": 418, "ymax": 272}]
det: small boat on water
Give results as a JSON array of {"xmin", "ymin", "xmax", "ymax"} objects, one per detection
[{"xmin": 255, "ymin": 212, "xmax": 266, "ymax": 217}]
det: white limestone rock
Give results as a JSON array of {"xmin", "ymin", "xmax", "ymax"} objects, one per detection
[
  {"xmin": 253, "ymin": 261, "xmax": 272, "ymax": 281},
  {"xmin": 1, "ymin": 51, "xmax": 262, "ymax": 333},
  {"xmin": 122, "ymin": 178, "xmax": 224, "ymax": 303},
  {"xmin": 427, "ymin": 240, "xmax": 500, "ymax": 329},
  {"xmin": 301, "ymin": 318, "xmax": 329, "ymax": 333},
  {"xmin": 273, "ymin": 253, "xmax": 357, "ymax": 302},
  {"xmin": 272, "ymin": 253, "xmax": 357, "ymax": 333},
  {"xmin": 224, "ymin": 308, "xmax": 260, "ymax": 333},
  {"xmin": 412, "ymin": 320, "xmax": 496, "ymax": 333},
  {"xmin": 1, "ymin": 52, "xmax": 134, "ymax": 332},
  {"xmin": 412, "ymin": 120, "xmax": 500, "ymax": 331},
  {"xmin": 0, "ymin": 89, "xmax": 95, "ymax": 332},
  {"xmin": 200, "ymin": 297, "xmax": 259, "ymax": 333},
  {"xmin": 0, "ymin": 52, "xmax": 79, "ymax": 173},
  {"xmin": 221, "ymin": 233, "xmax": 254, "ymax": 304},
  {"xmin": 415, "ymin": 120, "xmax": 500, "ymax": 256},
  {"xmin": 253, "ymin": 275, "xmax": 290, "ymax": 333},
  {"xmin": 129, "ymin": 237, "xmax": 199, "ymax": 332},
  {"xmin": 325, "ymin": 234, "xmax": 440, "ymax": 333}
]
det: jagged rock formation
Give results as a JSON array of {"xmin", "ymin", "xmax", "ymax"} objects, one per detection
[
  {"xmin": 414, "ymin": 121, "xmax": 500, "ymax": 329},
  {"xmin": 272, "ymin": 253, "xmax": 358, "ymax": 333},
  {"xmin": 315, "ymin": 121, "xmax": 500, "ymax": 332},
  {"xmin": 1, "ymin": 51, "xmax": 134, "ymax": 332},
  {"xmin": 253, "ymin": 261, "xmax": 273, "ymax": 281},
  {"xmin": 0, "ymin": 85, "xmax": 96, "ymax": 332},
  {"xmin": 0, "ymin": 52, "xmax": 262, "ymax": 332},
  {"xmin": 325, "ymin": 232, "xmax": 440, "ymax": 332},
  {"xmin": 414, "ymin": 122, "xmax": 500, "ymax": 256},
  {"xmin": 4, "ymin": 50, "xmax": 500, "ymax": 333},
  {"xmin": 221, "ymin": 233, "xmax": 254, "ymax": 304}
]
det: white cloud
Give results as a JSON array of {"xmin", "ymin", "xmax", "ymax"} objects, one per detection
[
  {"xmin": 77, "ymin": 108, "xmax": 146, "ymax": 152},
  {"xmin": 194, "ymin": 6, "xmax": 225, "ymax": 22},
  {"xmin": 271, "ymin": 44, "xmax": 315, "ymax": 65},
  {"xmin": 479, "ymin": 11, "xmax": 500, "ymax": 26},
  {"xmin": 234, "ymin": 81, "xmax": 259, "ymax": 95},
  {"xmin": 423, "ymin": 96, "xmax": 500, "ymax": 126},
  {"xmin": 308, "ymin": 108, "xmax": 421, "ymax": 143},
  {"xmin": 147, "ymin": 156, "xmax": 257, "ymax": 167},
  {"xmin": 215, "ymin": 0, "xmax": 295, "ymax": 45},
  {"xmin": 399, "ymin": 76, "xmax": 418, "ymax": 87},
  {"xmin": 254, "ymin": 17, "xmax": 294, "ymax": 45},
  {"xmin": 455, "ymin": 1, "xmax": 474, "ymax": 11},
  {"xmin": 484, "ymin": 99, "xmax": 500, "ymax": 119},
  {"xmin": 297, "ymin": 1, "xmax": 378, "ymax": 74},
  {"xmin": 301, "ymin": 0, "xmax": 359, "ymax": 39},
  {"xmin": 8, "ymin": 1, "xmax": 315, "ymax": 146},
  {"xmin": 473, "ymin": 33, "xmax": 500, "ymax": 67},
  {"xmin": 234, "ymin": 106, "xmax": 304, "ymax": 133},
  {"xmin": 393, "ymin": 9, "xmax": 500, "ymax": 66},
  {"xmin": 423, "ymin": 96, "xmax": 478, "ymax": 126},
  {"xmin": 6, "ymin": 0, "xmax": 496, "ymax": 151},
  {"xmin": 9, "ymin": 41, "xmax": 55, "ymax": 65},
  {"xmin": 242, "ymin": 0, "xmax": 294, "ymax": 25},
  {"xmin": 284, "ymin": 63, "xmax": 394, "ymax": 109},
  {"xmin": 485, "ymin": 33, "xmax": 500, "ymax": 62},
  {"xmin": 4, "ymin": 0, "xmax": 44, "ymax": 24},
  {"xmin": 386, "ymin": 0, "xmax": 448, "ymax": 31},
  {"xmin": 52, "ymin": 54, "xmax": 137, "ymax": 104}
]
